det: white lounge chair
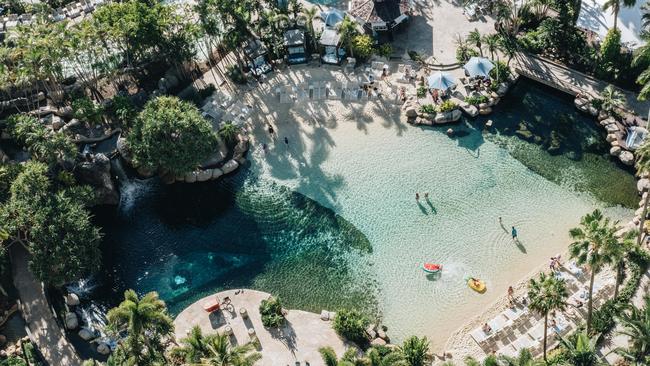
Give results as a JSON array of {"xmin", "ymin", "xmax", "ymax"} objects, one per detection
[{"xmin": 488, "ymin": 314, "xmax": 512, "ymax": 333}]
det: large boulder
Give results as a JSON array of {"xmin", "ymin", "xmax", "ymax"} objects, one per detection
[
  {"xmin": 638, "ymin": 178, "xmax": 650, "ymax": 193},
  {"xmin": 606, "ymin": 134, "xmax": 617, "ymax": 142},
  {"xmin": 97, "ymin": 342, "xmax": 111, "ymax": 355},
  {"xmin": 65, "ymin": 312, "xmax": 79, "ymax": 330},
  {"xmin": 610, "ymin": 146, "xmax": 622, "ymax": 156},
  {"xmin": 620, "ymin": 151, "xmax": 635, "ymax": 166},
  {"xmin": 65, "ymin": 293, "xmax": 80, "ymax": 306},
  {"xmin": 405, "ymin": 107, "xmax": 418, "ymax": 118},
  {"xmin": 371, "ymin": 338, "xmax": 387, "ymax": 346},
  {"xmin": 116, "ymin": 137, "xmax": 134, "ymax": 165},
  {"xmin": 211, "ymin": 168, "xmax": 224, "ymax": 180},
  {"xmin": 196, "ymin": 170, "xmax": 212, "ymax": 182},
  {"xmin": 605, "ymin": 124, "xmax": 619, "ymax": 133},
  {"xmin": 75, "ymin": 153, "xmax": 119, "ymax": 205},
  {"xmin": 222, "ymin": 160, "xmax": 239, "ymax": 174},
  {"xmin": 184, "ymin": 171, "xmax": 198, "ymax": 183},
  {"xmin": 78, "ymin": 328, "xmax": 95, "ymax": 341}
]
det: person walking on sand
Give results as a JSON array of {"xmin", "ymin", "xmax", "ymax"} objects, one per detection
[
  {"xmin": 424, "ymin": 192, "xmax": 429, "ymax": 199},
  {"xmin": 507, "ymin": 286, "xmax": 514, "ymax": 301},
  {"xmin": 511, "ymin": 226, "xmax": 518, "ymax": 240}
]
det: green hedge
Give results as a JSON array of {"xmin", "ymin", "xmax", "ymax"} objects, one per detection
[{"xmin": 591, "ymin": 250, "xmax": 650, "ymax": 335}]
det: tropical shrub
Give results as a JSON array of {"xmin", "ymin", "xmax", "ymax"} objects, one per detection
[
  {"xmin": 0, "ymin": 358, "xmax": 27, "ymax": 366},
  {"xmin": 598, "ymin": 28, "xmax": 623, "ymax": 81},
  {"xmin": 489, "ymin": 60, "xmax": 511, "ymax": 84},
  {"xmin": 437, "ymin": 101, "xmax": 458, "ymax": 113},
  {"xmin": 456, "ymin": 46, "xmax": 479, "ymax": 63},
  {"xmin": 399, "ymin": 336, "xmax": 431, "ymax": 366},
  {"xmin": 352, "ymin": 34, "xmax": 374, "ymax": 61},
  {"xmin": 417, "ymin": 86, "xmax": 428, "ymax": 98},
  {"xmin": 332, "ymin": 309, "xmax": 370, "ymax": 345},
  {"xmin": 6, "ymin": 114, "xmax": 76, "ymax": 167},
  {"xmin": 128, "ymin": 96, "xmax": 218, "ymax": 176},
  {"xmin": 464, "ymin": 95, "xmax": 488, "ymax": 106},
  {"xmin": 259, "ymin": 296, "xmax": 285, "ymax": 328},
  {"xmin": 72, "ymin": 97, "xmax": 104, "ymax": 125},
  {"xmin": 109, "ymin": 95, "xmax": 137, "ymax": 129},
  {"xmin": 419, "ymin": 104, "xmax": 436, "ymax": 114},
  {"xmin": 375, "ymin": 43, "xmax": 393, "ymax": 59},
  {"xmin": 218, "ymin": 122, "xmax": 240, "ymax": 147}
]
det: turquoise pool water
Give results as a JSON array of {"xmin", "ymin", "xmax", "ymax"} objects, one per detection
[{"xmin": 92, "ymin": 79, "xmax": 636, "ymax": 349}]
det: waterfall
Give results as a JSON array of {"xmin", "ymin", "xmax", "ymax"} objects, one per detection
[{"xmin": 110, "ymin": 157, "xmax": 154, "ymax": 213}]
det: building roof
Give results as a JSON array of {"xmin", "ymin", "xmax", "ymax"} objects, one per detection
[
  {"xmin": 283, "ymin": 29, "xmax": 305, "ymax": 47},
  {"xmin": 320, "ymin": 28, "xmax": 341, "ymax": 46},
  {"xmin": 243, "ymin": 39, "xmax": 267, "ymax": 59},
  {"xmin": 349, "ymin": 0, "xmax": 409, "ymax": 25}
]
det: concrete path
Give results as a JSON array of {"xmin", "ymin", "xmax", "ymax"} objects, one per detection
[
  {"xmin": 513, "ymin": 52, "xmax": 650, "ymax": 117},
  {"xmin": 11, "ymin": 246, "xmax": 82, "ymax": 366},
  {"xmin": 174, "ymin": 289, "xmax": 351, "ymax": 366}
]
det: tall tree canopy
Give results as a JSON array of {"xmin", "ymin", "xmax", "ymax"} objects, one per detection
[{"xmin": 127, "ymin": 96, "xmax": 218, "ymax": 176}]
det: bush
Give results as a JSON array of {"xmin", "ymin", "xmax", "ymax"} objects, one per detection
[
  {"xmin": 375, "ymin": 43, "xmax": 393, "ymax": 59},
  {"xmin": 0, "ymin": 357, "xmax": 27, "ymax": 366},
  {"xmin": 332, "ymin": 309, "xmax": 370, "ymax": 345},
  {"xmin": 417, "ymin": 86, "xmax": 428, "ymax": 98},
  {"xmin": 109, "ymin": 95, "xmax": 137, "ymax": 128},
  {"xmin": 489, "ymin": 60, "xmax": 511, "ymax": 84},
  {"xmin": 22, "ymin": 341, "xmax": 39, "ymax": 365},
  {"xmin": 226, "ymin": 65, "xmax": 247, "ymax": 84},
  {"xmin": 464, "ymin": 95, "xmax": 488, "ymax": 106},
  {"xmin": 419, "ymin": 104, "xmax": 436, "ymax": 114},
  {"xmin": 597, "ymin": 28, "xmax": 622, "ymax": 81},
  {"xmin": 259, "ymin": 296, "xmax": 285, "ymax": 328},
  {"xmin": 437, "ymin": 100, "xmax": 457, "ymax": 113},
  {"xmin": 456, "ymin": 46, "xmax": 478, "ymax": 63},
  {"xmin": 72, "ymin": 97, "xmax": 104, "ymax": 125},
  {"xmin": 408, "ymin": 51, "xmax": 424, "ymax": 63},
  {"xmin": 352, "ymin": 35, "xmax": 375, "ymax": 61}
]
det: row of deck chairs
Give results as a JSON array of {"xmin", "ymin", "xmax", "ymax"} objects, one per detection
[{"xmin": 275, "ymin": 81, "xmax": 401, "ymax": 104}]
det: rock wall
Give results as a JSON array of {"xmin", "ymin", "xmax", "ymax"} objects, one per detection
[{"xmin": 75, "ymin": 153, "xmax": 120, "ymax": 205}]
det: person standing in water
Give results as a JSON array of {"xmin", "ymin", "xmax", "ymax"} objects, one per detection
[
  {"xmin": 416, "ymin": 193, "xmax": 420, "ymax": 201},
  {"xmin": 511, "ymin": 226, "xmax": 518, "ymax": 240},
  {"xmin": 284, "ymin": 137, "xmax": 289, "ymax": 146}
]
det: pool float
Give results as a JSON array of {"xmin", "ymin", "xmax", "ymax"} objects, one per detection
[
  {"xmin": 422, "ymin": 263, "xmax": 442, "ymax": 273},
  {"xmin": 468, "ymin": 278, "xmax": 486, "ymax": 293}
]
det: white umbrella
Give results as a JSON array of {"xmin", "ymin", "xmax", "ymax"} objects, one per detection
[
  {"xmin": 427, "ymin": 71, "xmax": 457, "ymax": 90},
  {"xmin": 463, "ymin": 57, "xmax": 495, "ymax": 78}
]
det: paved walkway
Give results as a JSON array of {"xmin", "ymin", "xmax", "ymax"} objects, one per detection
[
  {"xmin": 174, "ymin": 289, "xmax": 350, "ymax": 366},
  {"xmin": 10, "ymin": 246, "xmax": 82, "ymax": 366},
  {"xmin": 513, "ymin": 52, "xmax": 650, "ymax": 117}
]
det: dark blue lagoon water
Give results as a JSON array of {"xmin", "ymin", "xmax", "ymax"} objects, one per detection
[{"xmin": 92, "ymin": 173, "xmax": 378, "ymax": 316}]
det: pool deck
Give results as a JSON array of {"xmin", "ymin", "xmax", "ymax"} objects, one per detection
[{"xmin": 173, "ymin": 289, "xmax": 351, "ymax": 366}]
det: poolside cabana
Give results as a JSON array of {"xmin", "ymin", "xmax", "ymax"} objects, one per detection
[
  {"xmin": 320, "ymin": 8, "xmax": 346, "ymax": 28},
  {"xmin": 320, "ymin": 28, "xmax": 345, "ymax": 65},
  {"xmin": 427, "ymin": 72, "xmax": 457, "ymax": 91},
  {"xmin": 348, "ymin": 0, "xmax": 410, "ymax": 39},
  {"xmin": 284, "ymin": 29, "xmax": 307, "ymax": 64},
  {"xmin": 243, "ymin": 38, "xmax": 272, "ymax": 76}
]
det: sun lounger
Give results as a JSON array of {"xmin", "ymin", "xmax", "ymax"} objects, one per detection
[
  {"xmin": 512, "ymin": 334, "xmax": 535, "ymax": 352},
  {"xmin": 498, "ymin": 344, "xmax": 518, "ymax": 358},
  {"xmin": 488, "ymin": 314, "xmax": 512, "ymax": 333},
  {"xmin": 528, "ymin": 323, "xmax": 545, "ymax": 341},
  {"xmin": 202, "ymin": 296, "xmax": 221, "ymax": 312},
  {"xmin": 470, "ymin": 327, "xmax": 490, "ymax": 344},
  {"xmin": 503, "ymin": 305, "xmax": 527, "ymax": 321}
]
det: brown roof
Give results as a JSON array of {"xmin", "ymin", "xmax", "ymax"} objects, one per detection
[{"xmin": 349, "ymin": 0, "xmax": 409, "ymax": 24}]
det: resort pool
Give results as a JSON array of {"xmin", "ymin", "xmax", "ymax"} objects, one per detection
[{"xmin": 90, "ymin": 78, "xmax": 636, "ymax": 350}]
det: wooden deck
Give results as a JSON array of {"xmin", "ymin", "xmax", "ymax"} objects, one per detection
[{"xmin": 512, "ymin": 52, "xmax": 650, "ymax": 117}]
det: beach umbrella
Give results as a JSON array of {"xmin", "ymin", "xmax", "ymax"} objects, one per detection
[
  {"xmin": 427, "ymin": 71, "xmax": 457, "ymax": 90},
  {"xmin": 463, "ymin": 57, "xmax": 495, "ymax": 78},
  {"xmin": 320, "ymin": 9, "xmax": 346, "ymax": 28}
]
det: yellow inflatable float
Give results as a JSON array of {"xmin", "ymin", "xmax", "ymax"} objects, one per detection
[{"xmin": 468, "ymin": 278, "xmax": 486, "ymax": 293}]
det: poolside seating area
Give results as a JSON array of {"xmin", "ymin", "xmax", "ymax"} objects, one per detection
[
  {"xmin": 470, "ymin": 263, "xmax": 615, "ymax": 357},
  {"xmin": 0, "ymin": 0, "xmax": 104, "ymax": 37}
]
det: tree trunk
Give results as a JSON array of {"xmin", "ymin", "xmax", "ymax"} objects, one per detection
[
  {"xmin": 637, "ymin": 188, "xmax": 649, "ymax": 246},
  {"xmin": 587, "ymin": 269, "xmax": 595, "ymax": 333},
  {"xmin": 543, "ymin": 312, "xmax": 548, "ymax": 361},
  {"xmin": 614, "ymin": 261, "xmax": 623, "ymax": 299},
  {"xmin": 613, "ymin": 7, "xmax": 619, "ymax": 30}
]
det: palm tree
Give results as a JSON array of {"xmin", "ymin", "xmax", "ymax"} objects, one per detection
[
  {"xmin": 612, "ymin": 230, "xmax": 638, "ymax": 299},
  {"xmin": 530, "ymin": 0, "xmax": 553, "ymax": 20},
  {"xmin": 318, "ymin": 346, "xmax": 365, "ymax": 366},
  {"xmin": 467, "ymin": 29, "xmax": 483, "ymax": 57},
  {"xmin": 599, "ymin": 85, "xmax": 626, "ymax": 114},
  {"xmin": 197, "ymin": 333, "xmax": 261, "ymax": 366},
  {"xmin": 337, "ymin": 15, "xmax": 359, "ymax": 58},
  {"xmin": 569, "ymin": 209, "xmax": 618, "ymax": 333},
  {"xmin": 218, "ymin": 122, "xmax": 241, "ymax": 147},
  {"xmin": 301, "ymin": 7, "xmax": 319, "ymax": 51},
  {"xmin": 636, "ymin": 141, "xmax": 650, "ymax": 243},
  {"xmin": 483, "ymin": 34, "xmax": 500, "ymax": 60},
  {"xmin": 528, "ymin": 272, "xmax": 568, "ymax": 361},
  {"xmin": 615, "ymin": 295, "xmax": 650, "ymax": 364},
  {"xmin": 464, "ymin": 354, "xmax": 499, "ymax": 366},
  {"xmin": 557, "ymin": 332, "xmax": 602, "ymax": 366},
  {"xmin": 107, "ymin": 290, "xmax": 174, "ymax": 365},
  {"xmin": 366, "ymin": 346, "xmax": 406, "ymax": 366},
  {"xmin": 497, "ymin": 348, "xmax": 545, "ymax": 365},
  {"xmin": 602, "ymin": 0, "xmax": 638, "ymax": 31},
  {"xmin": 169, "ymin": 326, "xmax": 214, "ymax": 364},
  {"xmin": 496, "ymin": 33, "xmax": 519, "ymax": 67},
  {"xmin": 399, "ymin": 336, "xmax": 430, "ymax": 366}
]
